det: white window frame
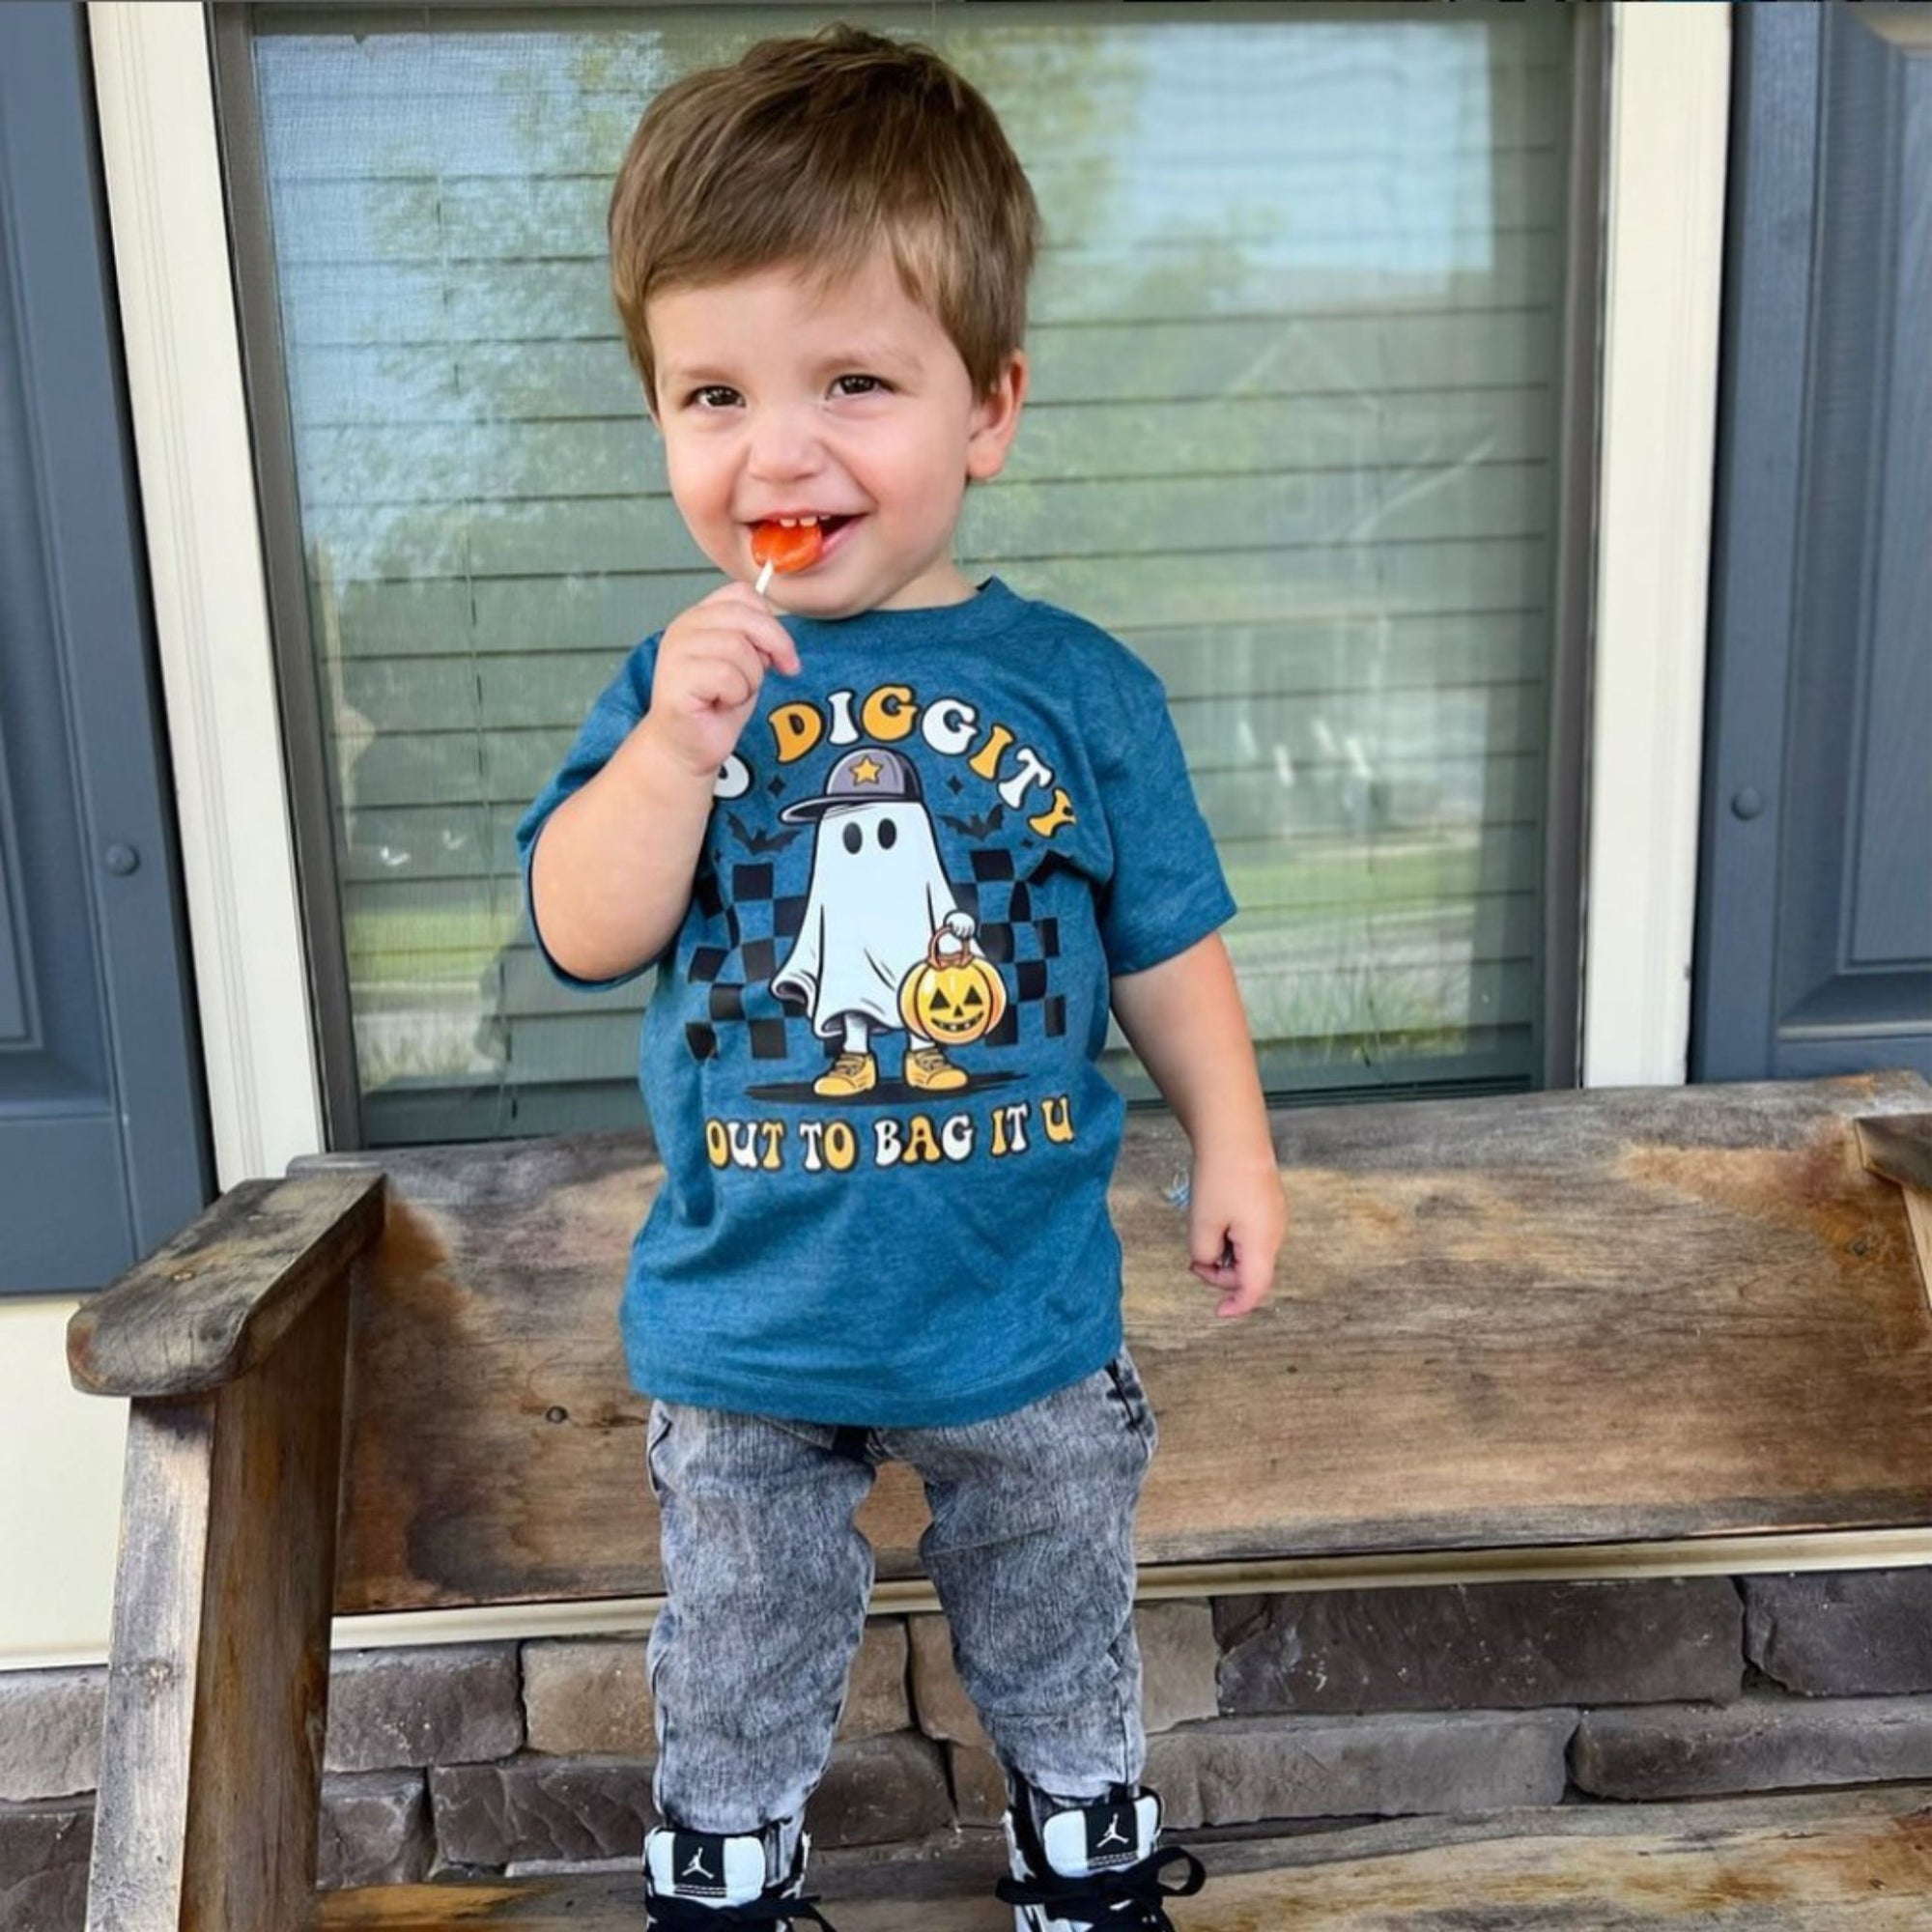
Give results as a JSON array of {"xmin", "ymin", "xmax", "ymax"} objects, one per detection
[{"xmin": 1583, "ymin": 1, "xmax": 1731, "ymax": 1088}]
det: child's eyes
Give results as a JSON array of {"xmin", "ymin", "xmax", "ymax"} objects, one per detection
[{"xmin": 680, "ymin": 375, "xmax": 885, "ymax": 410}]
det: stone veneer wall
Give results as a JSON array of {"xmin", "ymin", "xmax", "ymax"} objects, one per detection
[{"xmin": 11, "ymin": 1570, "xmax": 1932, "ymax": 1924}]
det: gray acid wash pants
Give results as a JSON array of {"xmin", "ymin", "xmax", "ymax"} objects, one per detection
[{"xmin": 644, "ymin": 1347, "xmax": 1158, "ymax": 1837}]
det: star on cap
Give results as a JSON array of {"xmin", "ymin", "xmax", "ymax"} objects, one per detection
[{"xmin": 851, "ymin": 755, "xmax": 884, "ymax": 784}]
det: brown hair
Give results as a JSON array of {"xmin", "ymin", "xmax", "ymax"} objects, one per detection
[{"xmin": 609, "ymin": 24, "xmax": 1040, "ymax": 411}]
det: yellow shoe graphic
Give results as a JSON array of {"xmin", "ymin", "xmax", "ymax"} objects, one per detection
[
  {"xmin": 814, "ymin": 1052, "xmax": 877, "ymax": 1097},
  {"xmin": 904, "ymin": 1046, "xmax": 969, "ymax": 1093}
]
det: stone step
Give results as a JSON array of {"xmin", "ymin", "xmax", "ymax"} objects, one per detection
[{"xmin": 318, "ymin": 1780, "xmax": 1932, "ymax": 1927}]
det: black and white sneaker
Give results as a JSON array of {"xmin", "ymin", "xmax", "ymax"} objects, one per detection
[
  {"xmin": 642, "ymin": 1820, "xmax": 837, "ymax": 1929},
  {"xmin": 996, "ymin": 1780, "xmax": 1206, "ymax": 1930}
]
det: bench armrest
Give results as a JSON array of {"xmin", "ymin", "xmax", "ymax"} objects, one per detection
[
  {"xmin": 1859, "ymin": 1113, "xmax": 1932, "ymax": 1195},
  {"xmin": 65, "ymin": 1170, "xmax": 385, "ymax": 1398}
]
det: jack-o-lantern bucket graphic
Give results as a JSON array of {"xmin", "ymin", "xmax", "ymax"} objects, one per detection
[{"xmin": 898, "ymin": 916, "xmax": 1008, "ymax": 1046}]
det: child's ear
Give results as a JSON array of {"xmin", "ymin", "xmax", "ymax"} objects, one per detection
[{"xmin": 965, "ymin": 350, "xmax": 1028, "ymax": 482}]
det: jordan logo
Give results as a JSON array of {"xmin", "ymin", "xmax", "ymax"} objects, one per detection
[
  {"xmin": 1090, "ymin": 1801, "xmax": 1128, "ymax": 1862},
  {"xmin": 681, "ymin": 1848, "xmax": 715, "ymax": 1882}
]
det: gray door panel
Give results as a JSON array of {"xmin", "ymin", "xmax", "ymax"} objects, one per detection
[
  {"xmin": 0, "ymin": 2, "xmax": 211, "ymax": 1292},
  {"xmin": 1696, "ymin": 4, "xmax": 1932, "ymax": 1083},
  {"xmin": 0, "ymin": 794, "xmax": 30, "ymax": 1038},
  {"xmin": 5, "ymin": 1122, "xmax": 142, "ymax": 1289}
]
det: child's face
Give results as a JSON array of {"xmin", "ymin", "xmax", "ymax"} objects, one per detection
[{"xmin": 646, "ymin": 248, "xmax": 1026, "ymax": 616}]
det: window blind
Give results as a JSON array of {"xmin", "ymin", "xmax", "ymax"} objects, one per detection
[{"xmin": 248, "ymin": 1, "xmax": 1577, "ymax": 1146}]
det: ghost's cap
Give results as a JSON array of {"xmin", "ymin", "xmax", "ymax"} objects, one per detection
[{"xmin": 779, "ymin": 746, "xmax": 925, "ymax": 822}]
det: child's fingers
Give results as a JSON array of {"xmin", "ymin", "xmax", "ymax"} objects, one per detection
[
  {"xmin": 669, "ymin": 584, "xmax": 798, "ymax": 676},
  {"xmin": 1190, "ymin": 1231, "xmax": 1272, "ymax": 1320},
  {"xmin": 679, "ymin": 645, "xmax": 758, "ymax": 713},
  {"xmin": 700, "ymin": 612, "xmax": 798, "ymax": 680},
  {"xmin": 706, "ymin": 581, "xmax": 802, "ymax": 675},
  {"xmin": 746, "ymin": 611, "xmax": 802, "ymax": 678},
  {"xmin": 681, "ymin": 622, "xmax": 793, "ymax": 697},
  {"xmin": 1215, "ymin": 1265, "xmax": 1271, "ymax": 1320}
]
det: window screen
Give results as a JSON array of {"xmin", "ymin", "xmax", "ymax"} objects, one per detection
[{"xmin": 244, "ymin": 1, "xmax": 1578, "ymax": 1146}]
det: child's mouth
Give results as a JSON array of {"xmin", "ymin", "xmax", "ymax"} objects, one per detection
[{"xmin": 750, "ymin": 514, "xmax": 859, "ymax": 575}]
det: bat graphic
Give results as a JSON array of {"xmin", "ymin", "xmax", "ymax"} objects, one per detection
[
  {"xmin": 726, "ymin": 812, "xmax": 805, "ymax": 855},
  {"xmin": 941, "ymin": 805, "xmax": 1005, "ymax": 839}
]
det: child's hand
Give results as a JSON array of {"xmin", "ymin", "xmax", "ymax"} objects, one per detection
[
  {"xmin": 644, "ymin": 582, "xmax": 803, "ymax": 781},
  {"xmin": 1187, "ymin": 1151, "xmax": 1289, "ymax": 1320}
]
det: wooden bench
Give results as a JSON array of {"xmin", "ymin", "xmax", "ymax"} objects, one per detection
[{"xmin": 66, "ymin": 1070, "xmax": 1932, "ymax": 1929}]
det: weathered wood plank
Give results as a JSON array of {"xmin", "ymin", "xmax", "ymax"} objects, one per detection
[
  {"xmin": 1123, "ymin": 1070, "xmax": 1932, "ymax": 1565},
  {"xmin": 86, "ymin": 1275, "xmax": 350, "ymax": 1931},
  {"xmin": 83, "ymin": 1406, "xmax": 213, "ymax": 1929},
  {"xmin": 67, "ymin": 1171, "xmax": 384, "ymax": 1397},
  {"xmin": 302, "ymin": 1071, "xmax": 1932, "ymax": 1614},
  {"xmin": 314, "ymin": 1784, "xmax": 1932, "ymax": 1928}
]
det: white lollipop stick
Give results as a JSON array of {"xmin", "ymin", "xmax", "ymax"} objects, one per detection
[{"xmin": 754, "ymin": 558, "xmax": 775, "ymax": 597}]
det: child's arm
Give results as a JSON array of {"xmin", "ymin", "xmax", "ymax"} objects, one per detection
[
  {"xmin": 1110, "ymin": 933, "xmax": 1288, "ymax": 1320},
  {"xmin": 529, "ymin": 719, "xmax": 719, "ymax": 981},
  {"xmin": 531, "ymin": 582, "xmax": 800, "ymax": 982}
]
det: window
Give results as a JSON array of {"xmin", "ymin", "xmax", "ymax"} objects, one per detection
[{"xmin": 227, "ymin": 1, "xmax": 1589, "ymax": 1146}]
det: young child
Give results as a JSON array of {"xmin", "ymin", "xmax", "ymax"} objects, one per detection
[{"xmin": 516, "ymin": 25, "xmax": 1289, "ymax": 1930}]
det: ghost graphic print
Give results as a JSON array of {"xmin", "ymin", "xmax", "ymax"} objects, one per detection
[{"xmin": 769, "ymin": 746, "xmax": 995, "ymax": 1099}]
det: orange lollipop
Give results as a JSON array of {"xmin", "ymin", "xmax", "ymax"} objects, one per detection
[{"xmin": 751, "ymin": 520, "xmax": 825, "ymax": 580}]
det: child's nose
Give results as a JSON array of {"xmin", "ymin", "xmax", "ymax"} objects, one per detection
[{"xmin": 745, "ymin": 406, "xmax": 826, "ymax": 481}]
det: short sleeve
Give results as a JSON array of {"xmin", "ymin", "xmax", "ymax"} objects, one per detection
[
  {"xmin": 1094, "ymin": 665, "xmax": 1238, "ymax": 976},
  {"xmin": 512, "ymin": 639, "xmax": 663, "ymax": 992}
]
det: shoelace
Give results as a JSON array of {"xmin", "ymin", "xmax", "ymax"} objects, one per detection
[
  {"xmin": 646, "ymin": 1889, "xmax": 838, "ymax": 1929},
  {"xmin": 994, "ymin": 1843, "xmax": 1208, "ymax": 1929}
]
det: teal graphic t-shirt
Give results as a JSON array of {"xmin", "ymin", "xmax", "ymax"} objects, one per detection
[{"xmin": 516, "ymin": 577, "xmax": 1236, "ymax": 1426}]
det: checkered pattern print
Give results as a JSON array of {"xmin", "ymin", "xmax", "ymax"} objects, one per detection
[{"xmin": 681, "ymin": 774, "xmax": 1068, "ymax": 1067}]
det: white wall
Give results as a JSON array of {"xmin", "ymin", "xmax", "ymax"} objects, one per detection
[{"xmin": 0, "ymin": 1302, "xmax": 126, "ymax": 1666}]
